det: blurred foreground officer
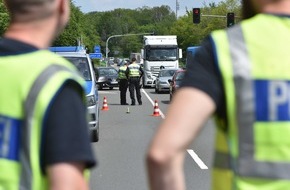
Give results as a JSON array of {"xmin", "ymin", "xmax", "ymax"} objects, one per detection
[
  {"xmin": 0, "ymin": 0, "xmax": 96, "ymax": 189},
  {"xmin": 118, "ymin": 61, "xmax": 129, "ymax": 105},
  {"xmin": 126, "ymin": 57, "xmax": 144, "ymax": 105},
  {"xmin": 146, "ymin": 0, "xmax": 290, "ymax": 189}
]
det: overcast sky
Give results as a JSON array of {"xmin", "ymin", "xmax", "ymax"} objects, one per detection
[{"xmin": 73, "ymin": 0, "xmax": 224, "ymax": 17}]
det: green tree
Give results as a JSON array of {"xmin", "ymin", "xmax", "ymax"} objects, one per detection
[
  {"xmin": 53, "ymin": 0, "xmax": 101, "ymax": 51},
  {"xmin": 0, "ymin": 0, "xmax": 9, "ymax": 36}
]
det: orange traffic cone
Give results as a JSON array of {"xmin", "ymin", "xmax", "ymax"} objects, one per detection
[
  {"xmin": 101, "ymin": 96, "xmax": 109, "ymax": 111},
  {"xmin": 152, "ymin": 100, "xmax": 161, "ymax": 117}
]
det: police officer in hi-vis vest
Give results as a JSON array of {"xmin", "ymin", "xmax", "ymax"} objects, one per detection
[
  {"xmin": 147, "ymin": 0, "xmax": 290, "ymax": 189},
  {"xmin": 126, "ymin": 57, "xmax": 144, "ymax": 105},
  {"xmin": 0, "ymin": 0, "xmax": 96, "ymax": 189},
  {"xmin": 118, "ymin": 61, "xmax": 129, "ymax": 105}
]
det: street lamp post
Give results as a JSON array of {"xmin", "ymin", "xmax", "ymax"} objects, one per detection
[
  {"xmin": 176, "ymin": 0, "xmax": 179, "ymax": 19},
  {"xmin": 105, "ymin": 32, "xmax": 154, "ymax": 67}
]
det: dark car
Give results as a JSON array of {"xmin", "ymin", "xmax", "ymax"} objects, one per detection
[
  {"xmin": 95, "ymin": 67, "xmax": 119, "ymax": 90},
  {"xmin": 168, "ymin": 69, "xmax": 185, "ymax": 101}
]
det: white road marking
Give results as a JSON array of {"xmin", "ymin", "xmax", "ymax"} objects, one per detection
[
  {"xmin": 141, "ymin": 88, "xmax": 165, "ymax": 118},
  {"xmin": 187, "ymin": 149, "xmax": 208, "ymax": 169},
  {"xmin": 98, "ymin": 91, "xmax": 118, "ymax": 95},
  {"xmin": 142, "ymin": 88, "xmax": 208, "ymax": 170}
]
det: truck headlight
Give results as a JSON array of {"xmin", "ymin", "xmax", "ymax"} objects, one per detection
[{"xmin": 86, "ymin": 95, "xmax": 96, "ymax": 106}]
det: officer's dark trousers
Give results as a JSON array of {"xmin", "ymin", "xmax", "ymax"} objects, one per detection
[
  {"xmin": 119, "ymin": 79, "xmax": 128, "ymax": 105},
  {"xmin": 129, "ymin": 77, "xmax": 142, "ymax": 105}
]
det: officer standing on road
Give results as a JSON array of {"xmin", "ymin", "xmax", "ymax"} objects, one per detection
[
  {"xmin": 146, "ymin": 0, "xmax": 290, "ymax": 189},
  {"xmin": 0, "ymin": 0, "xmax": 96, "ymax": 189},
  {"xmin": 118, "ymin": 61, "xmax": 129, "ymax": 105},
  {"xmin": 126, "ymin": 57, "xmax": 144, "ymax": 105}
]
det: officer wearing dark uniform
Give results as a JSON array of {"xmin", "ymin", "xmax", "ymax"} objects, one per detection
[
  {"xmin": 0, "ymin": 0, "xmax": 96, "ymax": 189},
  {"xmin": 126, "ymin": 57, "xmax": 144, "ymax": 105},
  {"xmin": 147, "ymin": 0, "xmax": 290, "ymax": 189},
  {"xmin": 118, "ymin": 61, "xmax": 129, "ymax": 105}
]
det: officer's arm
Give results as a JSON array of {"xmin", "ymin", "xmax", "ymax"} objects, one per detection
[
  {"xmin": 139, "ymin": 67, "xmax": 144, "ymax": 78},
  {"xmin": 47, "ymin": 162, "xmax": 88, "ymax": 190},
  {"xmin": 146, "ymin": 87, "xmax": 215, "ymax": 190},
  {"xmin": 125, "ymin": 67, "xmax": 129, "ymax": 78}
]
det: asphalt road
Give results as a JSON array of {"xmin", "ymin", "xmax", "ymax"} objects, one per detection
[{"xmin": 89, "ymin": 87, "xmax": 216, "ymax": 190}]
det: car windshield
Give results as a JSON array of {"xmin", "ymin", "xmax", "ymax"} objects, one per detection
[
  {"xmin": 176, "ymin": 72, "xmax": 185, "ymax": 81},
  {"xmin": 159, "ymin": 70, "xmax": 176, "ymax": 77},
  {"xmin": 65, "ymin": 57, "xmax": 92, "ymax": 81},
  {"xmin": 99, "ymin": 68, "xmax": 118, "ymax": 76}
]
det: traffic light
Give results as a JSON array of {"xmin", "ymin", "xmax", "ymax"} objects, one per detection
[
  {"xmin": 193, "ymin": 8, "xmax": 201, "ymax": 24},
  {"xmin": 227, "ymin": 12, "xmax": 235, "ymax": 27}
]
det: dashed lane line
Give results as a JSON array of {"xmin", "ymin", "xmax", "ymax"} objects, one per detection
[
  {"xmin": 187, "ymin": 149, "xmax": 208, "ymax": 169},
  {"xmin": 142, "ymin": 88, "xmax": 209, "ymax": 169},
  {"xmin": 141, "ymin": 89, "xmax": 165, "ymax": 118}
]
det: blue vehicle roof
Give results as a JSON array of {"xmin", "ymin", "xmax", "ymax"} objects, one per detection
[
  {"xmin": 49, "ymin": 46, "xmax": 86, "ymax": 53},
  {"xmin": 187, "ymin": 46, "xmax": 200, "ymax": 51}
]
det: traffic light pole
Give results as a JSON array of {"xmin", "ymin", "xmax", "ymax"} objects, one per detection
[
  {"xmin": 201, "ymin": 14, "xmax": 226, "ymax": 18},
  {"xmin": 195, "ymin": 14, "xmax": 239, "ymax": 28},
  {"xmin": 105, "ymin": 32, "xmax": 154, "ymax": 67}
]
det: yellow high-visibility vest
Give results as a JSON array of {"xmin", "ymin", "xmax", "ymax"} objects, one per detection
[
  {"xmin": 118, "ymin": 65, "xmax": 127, "ymax": 79},
  {"xmin": 128, "ymin": 62, "xmax": 141, "ymax": 78},
  {"xmin": 0, "ymin": 50, "xmax": 86, "ymax": 190},
  {"xmin": 211, "ymin": 14, "xmax": 290, "ymax": 190}
]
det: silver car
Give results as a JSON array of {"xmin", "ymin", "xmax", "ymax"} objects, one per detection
[
  {"xmin": 155, "ymin": 69, "xmax": 178, "ymax": 93},
  {"xmin": 50, "ymin": 46, "xmax": 100, "ymax": 142}
]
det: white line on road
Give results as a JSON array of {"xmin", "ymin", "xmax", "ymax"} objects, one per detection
[
  {"xmin": 187, "ymin": 149, "xmax": 208, "ymax": 169},
  {"xmin": 142, "ymin": 88, "xmax": 208, "ymax": 170},
  {"xmin": 98, "ymin": 91, "xmax": 118, "ymax": 95},
  {"xmin": 141, "ymin": 89, "xmax": 165, "ymax": 118}
]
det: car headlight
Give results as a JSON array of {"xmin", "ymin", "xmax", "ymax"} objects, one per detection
[
  {"xmin": 98, "ymin": 76, "xmax": 106, "ymax": 82},
  {"xmin": 86, "ymin": 95, "xmax": 96, "ymax": 106},
  {"xmin": 146, "ymin": 72, "xmax": 153, "ymax": 79}
]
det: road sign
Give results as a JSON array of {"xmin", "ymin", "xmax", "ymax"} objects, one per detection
[
  {"xmin": 90, "ymin": 53, "xmax": 102, "ymax": 59},
  {"xmin": 94, "ymin": 45, "xmax": 101, "ymax": 53}
]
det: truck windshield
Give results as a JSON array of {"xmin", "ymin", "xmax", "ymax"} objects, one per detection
[
  {"xmin": 65, "ymin": 57, "xmax": 92, "ymax": 81},
  {"xmin": 145, "ymin": 48, "xmax": 177, "ymax": 61}
]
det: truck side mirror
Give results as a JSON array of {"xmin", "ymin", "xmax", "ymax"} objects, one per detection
[
  {"xmin": 141, "ymin": 49, "xmax": 144, "ymax": 59},
  {"xmin": 179, "ymin": 49, "xmax": 183, "ymax": 59}
]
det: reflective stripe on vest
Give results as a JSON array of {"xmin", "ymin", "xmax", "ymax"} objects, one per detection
[
  {"xmin": 20, "ymin": 64, "xmax": 74, "ymax": 189},
  {"xmin": 118, "ymin": 66, "xmax": 127, "ymax": 79},
  {"xmin": 213, "ymin": 14, "xmax": 290, "ymax": 183},
  {"xmin": 0, "ymin": 50, "xmax": 86, "ymax": 190},
  {"xmin": 229, "ymin": 24, "xmax": 290, "ymax": 180},
  {"xmin": 128, "ymin": 63, "xmax": 140, "ymax": 77}
]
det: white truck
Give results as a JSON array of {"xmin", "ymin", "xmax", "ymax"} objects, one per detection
[{"xmin": 141, "ymin": 35, "xmax": 182, "ymax": 88}]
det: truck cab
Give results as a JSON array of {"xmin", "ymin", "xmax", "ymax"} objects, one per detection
[{"xmin": 141, "ymin": 35, "xmax": 182, "ymax": 88}]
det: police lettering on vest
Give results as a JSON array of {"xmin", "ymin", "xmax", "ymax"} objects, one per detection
[
  {"xmin": 0, "ymin": 50, "xmax": 85, "ymax": 190},
  {"xmin": 0, "ymin": 116, "xmax": 20, "ymax": 160},
  {"xmin": 211, "ymin": 14, "xmax": 290, "ymax": 190},
  {"xmin": 256, "ymin": 80, "xmax": 290, "ymax": 121}
]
